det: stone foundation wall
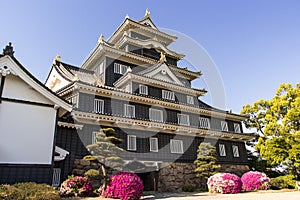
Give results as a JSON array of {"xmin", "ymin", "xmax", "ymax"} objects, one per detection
[{"xmin": 158, "ymin": 162, "xmax": 249, "ymax": 192}]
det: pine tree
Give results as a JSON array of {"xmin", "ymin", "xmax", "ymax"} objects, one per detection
[
  {"xmin": 84, "ymin": 128, "xmax": 124, "ymax": 191},
  {"xmin": 194, "ymin": 142, "xmax": 221, "ymax": 180}
]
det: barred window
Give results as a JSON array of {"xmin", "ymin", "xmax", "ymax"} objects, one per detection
[
  {"xmin": 94, "ymin": 99, "xmax": 104, "ymax": 114},
  {"xmin": 232, "ymin": 145, "xmax": 239, "ymax": 157},
  {"xmin": 199, "ymin": 117, "xmax": 210, "ymax": 129},
  {"xmin": 219, "ymin": 144, "xmax": 226, "ymax": 156},
  {"xmin": 92, "ymin": 131, "xmax": 98, "ymax": 144},
  {"xmin": 170, "ymin": 139, "xmax": 183, "ymax": 154},
  {"xmin": 149, "ymin": 108, "xmax": 163, "ymax": 122},
  {"xmin": 177, "ymin": 114, "xmax": 190, "ymax": 126},
  {"xmin": 187, "ymin": 95, "xmax": 194, "ymax": 105},
  {"xmin": 124, "ymin": 104, "xmax": 135, "ymax": 118},
  {"xmin": 139, "ymin": 84, "xmax": 148, "ymax": 95},
  {"xmin": 127, "ymin": 135, "xmax": 136, "ymax": 151},
  {"xmin": 221, "ymin": 121, "xmax": 228, "ymax": 132},
  {"xmin": 234, "ymin": 123, "xmax": 241, "ymax": 133},
  {"xmin": 114, "ymin": 63, "xmax": 128, "ymax": 74},
  {"xmin": 162, "ymin": 90, "xmax": 175, "ymax": 101},
  {"xmin": 150, "ymin": 138, "xmax": 158, "ymax": 152}
]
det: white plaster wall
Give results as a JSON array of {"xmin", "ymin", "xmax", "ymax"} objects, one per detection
[
  {"xmin": 0, "ymin": 101, "xmax": 56, "ymax": 164},
  {"xmin": 3, "ymin": 75, "xmax": 52, "ymax": 105}
]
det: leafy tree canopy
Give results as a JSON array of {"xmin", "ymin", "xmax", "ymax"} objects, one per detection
[
  {"xmin": 241, "ymin": 83, "xmax": 300, "ymax": 178},
  {"xmin": 194, "ymin": 142, "xmax": 221, "ymax": 179}
]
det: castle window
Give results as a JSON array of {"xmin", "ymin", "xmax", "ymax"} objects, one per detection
[
  {"xmin": 170, "ymin": 139, "xmax": 183, "ymax": 154},
  {"xmin": 124, "ymin": 104, "xmax": 135, "ymax": 118},
  {"xmin": 94, "ymin": 99, "xmax": 104, "ymax": 114},
  {"xmin": 219, "ymin": 144, "xmax": 226, "ymax": 156},
  {"xmin": 234, "ymin": 123, "xmax": 241, "ymax": 133},
  {"xmin": 114, "ymin": 63, "xmax": 128, "ymax": 74},
  {"xmin": 199, "ymin": 117, "xmax": 210, "ymax": 129},
  {"xmin": 187, "ymin": 95, "xmax": 194, "ymax": 105},
  {"xmin": 124, "ymin": 83, "xmax": 132, "ymax": 93},
  {"xmin": 149, "ymin": 108, "xmax": 163, "ymax": 122},
  {"xmin": 127, "ymin": 135, "xmax": 136, "ymax": 151},
  {"xmin": 177, "ymin": 114, "xmax": 190, "ymax": 126},
  {"xmin": 92, "ymin": 131, "xmax": 98, "ymax": 144},
  {"xmin": 150, "ymin": 138, "xmax": 158, "ymax": 152},
  {"xmin": 221, "ymin": 121, "xmax": 228, "ymax": 132},
  {"xmin": 162, "ymin": 90, "xmax": 175, "ymax": 101},
  {"xmin": 139, "ymin": 84, "xmax": 148, "ymax": 95},
  {"xmin": 232, "ymin": 145, "xmax": 240, "ymax": 157}
]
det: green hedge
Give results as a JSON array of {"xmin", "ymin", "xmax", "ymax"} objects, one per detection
[
  {"xmin": 269, "ymin": 175, "xmax": 296, "ymax": 190},
  {"xmin": 0, "ymin": 182, "xmax": 60, "ymax": 200}
]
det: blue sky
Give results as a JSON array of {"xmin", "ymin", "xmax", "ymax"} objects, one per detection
[{"xmin": 1, "ymin": 0, "xmax": 300, "ymax": 113}]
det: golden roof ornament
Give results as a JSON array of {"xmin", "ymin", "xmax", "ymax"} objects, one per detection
[
  {"xmin": 53, "ymin": 55, "xmax": 61, "ymax": 64},
  {"xmin": 126, "ymin": 67, "xmax": 132, "ymax": 73},
  {"xmin": 145, "ymin": 8, "xmax": 150, "ymax": 18},
  {"xmin": 159, "ymin": 52, "xmax": 167, "ymax": 63},
  {"xmin": 72, "ymin": 74, "xmax": 79, "ymax": 81},
  {"xmin": 125, "ymin": 14, "xmax": 130, "ymax": 19},
  {"xmin": 98, "ymin": 34, "xmax": 104, "ymax": 44}
]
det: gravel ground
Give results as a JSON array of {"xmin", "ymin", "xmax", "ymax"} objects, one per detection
[{"xmin": 142, "ymin": 190, "xmax": 300, "ymax": 200}]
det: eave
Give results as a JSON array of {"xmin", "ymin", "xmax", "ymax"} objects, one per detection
[
  {"xmin": 81, "ymin": 43, "xmax": 201, "ymax": 80},
  {"xmin": 108, "ymin": 18, "xmax": 177, "ymax": 46},
  {"xmin": 57, "ymin": 82, "xmax": 248, "ymax": 122},
  {"xmin": 72, "ymin": 111, "xmax": 255, "ymax": 142},
  {"xmin": 113, "ymin": 72, "xmax": 206, "ymax": 97},
  {"xmin": 115, "ymin": 35, "xmax": 185, "ymax": 60}
]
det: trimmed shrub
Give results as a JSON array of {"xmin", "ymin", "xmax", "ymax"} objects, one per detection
[
  {"xmin": 59, "ymin": 175, "xmax": 93, "ymax": 197},
  {"xmin": 102, "ymin": 172, "xmax": 144, "ymax": 200},
  {"xmin": 207, "ymin": 173, "xmax": 242, "ymax": 194},
  {"xmin": 182, "ymin": 185, "xmax": 195, "ymax": 192},
  {"xmin": 0, "ymin": 183, "xmax": 60, "ymax": 200},
  {"xmin": 269, "ymin": 175, "xmax": 296, "ymax": 190},
  {"xmin": 241, "ymin": 171, "xmax": 270, "ymax": 191}
]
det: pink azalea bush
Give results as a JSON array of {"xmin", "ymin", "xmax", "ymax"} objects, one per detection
[
  {"xmin": 102, "ymin": 172, "xmax": 144, "ymax": 200},
  {"xmin": 207, "ymin": 173, "xmax": 242, "ymax": 194},
  {"xmin": 59, "ymin": 175, "xmax": 93, "ymax": 197},
  {"xmin": 241, "ymin": 171, "xmax": 270, "ymax": 191}
]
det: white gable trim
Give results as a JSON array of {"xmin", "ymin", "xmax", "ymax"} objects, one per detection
[
  {"xmin": 54, "ymin": 146, "xmax": 69, "ymax": 161},
  {"xmin": 0, "ymin": 55, "xmax": 72, "ymax": 113},
  {"xmin": 141, "ymin": 63, "xmax": 184, "ymax": 86}
]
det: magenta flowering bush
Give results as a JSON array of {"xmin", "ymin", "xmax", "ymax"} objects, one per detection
[
  {"xmin": 207, "ymin": 173, "xmax": 242, "ymax": 194},
  {"xmin": 241, "ymin": 171, "xmax": 270, "ymax": 191},
  {"xmin": 102, "ymin": 172, "xmax": 144, "ymax": 200},
  {"xmin": 59, "ymin": 175, "xmax": 93, "ymax": 197}
]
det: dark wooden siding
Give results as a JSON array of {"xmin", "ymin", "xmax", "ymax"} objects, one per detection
[{"xmin": 0, "ymin": 164, "xmax": 52, "ymax": 185}]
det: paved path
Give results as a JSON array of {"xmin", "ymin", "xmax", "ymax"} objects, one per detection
[{"xmin": 142, "ymin": 191, "xmax": 300, "ymax": 200}]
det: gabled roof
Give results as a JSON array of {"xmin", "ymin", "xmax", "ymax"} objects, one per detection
[{"xmin": 0, "ymin": 46, "xmax": 72, "ymax": 115}]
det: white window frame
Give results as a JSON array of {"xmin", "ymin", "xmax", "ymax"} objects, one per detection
[
  {"xmin": 221, "ymin": 121, "xmax": 228, "ymax": 132},
  {"xmin": 234, "ymin": 123, "xmax": 241, "ymax": 133},
  {"xmin": 114, "ymin": 63, "xmax": 128, "ymax": 74},
  {"xmin": 92, "ymin": 131, "xmax": 98, "ymax": 144},
  {"xmin": 150, "ymin": 137, "xmax": 158, "ymax": 152},
  {"xmin": 149, "ymin": 108, "xmax": 163, "ymax": 122},
  {"xmin": 67, "ymin": 94, "xmax": 79, "ymax": 108},
  {"xmin": 127, "ymin": 135, "xmax": 137, "ymax": 151},
  {"xmin": 199, "ymin": 117, "xmax": 210, "ymax": 129},
  {"xmin": 162, "ymin": 90, "xmax": 175, "ymax": 101},
  {"xmin": 219, "ymin": 144, "xmax": 226, "ymax": 157},
  {"xmin": 170, "ymin": 139, "xmax": 183, "ymax": 154},
  {"xmin": 232, "ymin": 145, "xmax": 240, "ymax": 157},
  {"xmin": 177, "ymin": 114, "xmax": 190, "ymax": 126},
  {"xmin": 187, "ymin": 95, "xmax": 194, "ymax": 105},
  {"xmin": 124, "ymin": 104, "xmax": 135, "ymax": 118},
  {"xmin": 139, "ymin": 84, "xmax": 148, "ymax": 95},
  {"xmin": 94, "ymin": 99, "xmax": 104, "ymax": 114}
]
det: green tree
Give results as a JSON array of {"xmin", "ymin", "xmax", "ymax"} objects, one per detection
[
  {"xmin": 84, "ymin": 128, "xmax": 124, "ymax": 191},
  {"xmin": 194, "ymin": 142, "xmax": 221, "ymax": 182},
  {"xmin": 241, "ymin": 83, "xmax": 300, "ymax": 179}
]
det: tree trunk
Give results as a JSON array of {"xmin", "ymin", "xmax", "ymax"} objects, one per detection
[{"xmin": 101, "ymin": 164, "xmax": 108, "ymax": 192}]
